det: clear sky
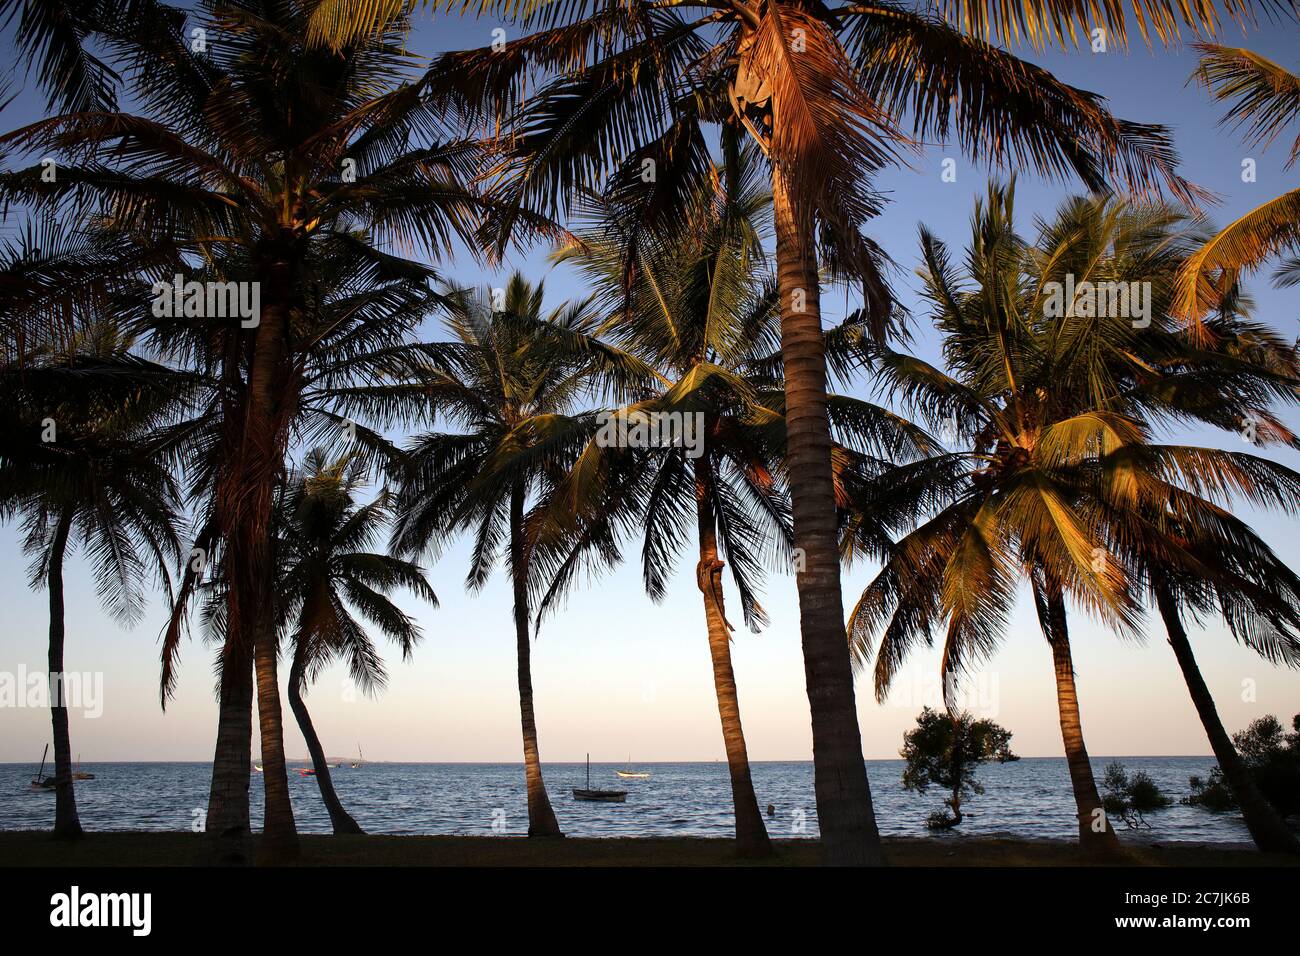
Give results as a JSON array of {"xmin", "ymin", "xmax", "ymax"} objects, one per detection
[{"xmin": 0, "ymin": 7, "xmax": 1297, "ymax": 765}]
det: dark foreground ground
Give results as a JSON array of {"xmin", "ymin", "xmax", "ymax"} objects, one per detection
[{"xmin": 1, "ymin": 831, "xmax": 1295, "ymax": 866}]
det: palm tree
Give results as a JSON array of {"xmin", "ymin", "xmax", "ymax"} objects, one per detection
[
  {"xmin": 390, "ymin": 274, "xmax": 629, "ymax": 837},
  {"xmin": 556, "ymin": 133, "xmax": 788, "ymax": 854},
  {"xmin": 555, "ymin": 131, "xmax": 934, "ymax": 853},
  {"xmin": 1175, "ymin": 42, "xmax": 1300, "ymax": 319},
  {"xmin": 268, "ymin": 451, "xmax": 436, "ymax": 834},
  {"xmin": 1082, "ymin": 308, "xmax": 1300, "ymax": 852},
  {"xmin": 0, "ymin": 324, "xmax": 185, "ymax": 838},
  {"xmin": 1103, "ymin": 459, "xmax": 1300, "ymax": 853},
  {"xmin": 1032, "ymin": 191, "xmax": 1300, "ymax": 852},
  {"xmin": 147, "ymin": 235, "xmax": 449, "ymax": 859},
  {"xmin": 309, "ymin": 0, "xmax": 1249, "ymax": 864},
  {"xmin": 847, "ymin": 182, "xmax": 1300, "ymax": 852},
  {"xmin": 844, "ymin": 185, "xmax": 1145, "ymax": 852},
  {"xmin": 0, "ymin": 0, "xmax": 488, "ymax": 859}
]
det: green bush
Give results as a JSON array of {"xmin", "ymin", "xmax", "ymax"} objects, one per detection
[
  {"xmin": 1182, "ymin": 714, "xmax": 1300, "ymax": 818},
  {"xmin": 1183, "ymin": 770, "xmax": 1237, "ymax": 812},
  {"xmin": 1102, "ymin": 762, "xmax": 1172, "ymax": 829}
]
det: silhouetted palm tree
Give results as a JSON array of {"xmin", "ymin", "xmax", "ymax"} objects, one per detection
[
  {"xmin": 147, "ymin": 235, "xmax": 450, "ymax": 859},
  {"xmin": 848, "ymin": 182, "xmax": 1300, "ymax": 853},
  {"xmin": 0, "ymin": 321, "xmax": 185, "ymax": 838},
  {"xmin": 1086, "ymin": 314, "xmax": 1300, "ymax": 853},
  {"xmin": 391, "ymin": 274, "xmax": 639, "ymax": 837},
  {"xmin": 558, "ymin": 134, "xmax": 787, "ymax": 854},
  {"xmin": 846, "ymin": 185, "xmax": 1189, "ymax": 851},
  {"xmin": 272, "ymin": 451, "xmax": 435, "ymax": 834}
]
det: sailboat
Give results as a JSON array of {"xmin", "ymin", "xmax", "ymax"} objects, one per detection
[
  {"xmin": 73, "ymin": 755, "xmax": 95, "ymax": 780},
  {"xmin": 572, "ymin": 754, "xmax": 627, "ymax": 802},
  {"xmin": 615, "ymin": 755, "xmax": 651, "ymax": 779},
  {"xmin": 350, "ymin": 744, "xmax": 364, "ymax": 769},
  {"xmin": 29, "ymin": 745, "xmax": 55, "ymax": 791}
]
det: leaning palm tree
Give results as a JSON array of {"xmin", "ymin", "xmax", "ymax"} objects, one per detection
[
  {"xmin": 1097, "ymin": 451, "xmax": 1300, "ymax": 853},
  {"xmin": 0, "ymin": 324, "xmax": 185, "ymax": 838},
  {"xmin": 0, "ymin": 0, "xmax": 490, "ymax": 859},
  {"xmin": 1078, "ymin": 305, "xmax": 1300, "ymax": 853},
  {"xmin": 390, "ymin": 274, "xmax": 631, "ymax": 837},
  {"xmin": 310, "ymin": 0, "xmax": 1254, "ymax": 865},
  {"xmin": 1175, "ymin": 41, "xmax": 1300, "ymax": 319},
  {"xmin": 1034, "ymin": 195, "xmax": 1300, "ymax": 852},
  {"xmin": 271, "ymin": 451, "xmax": 435, "ymax": 834},
  {"xmin": 555, "ymin": 133, "xmax": 789, "ymax": 854}
]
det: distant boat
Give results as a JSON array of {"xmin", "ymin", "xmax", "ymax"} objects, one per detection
[
  {"xmin": 298, "ymin": 768, "xmax": 316, "ymax": 777},
  {"xmin": 253, "ymin": 764, "xmax": 264, "ymax": 773},
  {"xmin": 573, "ymin": 754, "xmax": 627, "ymax": 802},
  {"xmin": 72, "ymin": 755, "xmax": 95, "ymax": 780},
  {"xmin": 615, "ymin": 755, "xmax": 650, "ymax": 779},
  {"xmin": 29, "ymin": 745, "xmax": 55, "ymax": 791},
  {"xmin": 351, "ymin": 744, "xmax": 364, "ymax": 769}
]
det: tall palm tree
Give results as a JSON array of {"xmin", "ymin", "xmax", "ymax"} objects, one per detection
[
  {"xmin": 269, "ymin": 451, "xmax": 435, "ymax": 834},
  {"xmin": 555, "ymin": 131, "xmax": 934, "ymax": 854},
  {"xmin": 847, "ymin": 182, "xmax": 1300, "ymax": 852},
  {"xmin": 147, "ymin": 234, "xmax": 449, "ymax": 858},
  {"xmin": 1175, "ymin": 41, "xmax": 1300, "ymax": 319},
  {"xmin": 0, "ymin": 0, "xmax": 488, "ymax": 859},
  {"xmin": 391, "ymin": 274, "xmax": 630, "ymax": 837},
  {"xmin": 309, "ymin": 0, "xmax": 1250, "ymax": 864},
  {"xmin": 556, "ymin": 133, "xmax": 788, "ymax": 854},
  {"xmin": 844, "ymin": 185, "xmax": 1142, "ymax": 852},
  {"xmin": 0, "ymin": 323, "xmax": 185, "ymax": 838},
  {"xmin": 1032, "ymin": 190, "xmax": 1300, "ymax": 851}
]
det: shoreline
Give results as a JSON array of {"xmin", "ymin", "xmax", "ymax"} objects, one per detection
[
  {"xmin": 0, "ymin": 755, "xmax": 1226, "ymax": 765},
  {"xmin": 2, "ymin": 831, "xmax": 1294, "ymax": 867}
]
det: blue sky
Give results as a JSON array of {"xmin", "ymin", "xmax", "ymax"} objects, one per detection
[{"xmin": 0, "ymin": 8, "xmax": 1297, "ymax": 764}]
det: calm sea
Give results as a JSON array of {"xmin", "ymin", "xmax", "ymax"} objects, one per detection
[{"xmin": 0, "ymin": 757, "xmax": 1260, "ymax": 843}]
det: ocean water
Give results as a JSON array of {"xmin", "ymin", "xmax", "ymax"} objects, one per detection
[{"xmin": 0, "ymin": 757, "xmax": 1261, "ymax": 843}]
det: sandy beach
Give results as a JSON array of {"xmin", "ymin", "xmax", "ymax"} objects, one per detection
[{"xmin": 2, "ymin": 831, "xmax": 1295, "ymax": 867}]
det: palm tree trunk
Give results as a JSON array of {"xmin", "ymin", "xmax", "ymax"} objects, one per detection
[
  {"xmin": 510, "ymin": 481, "xmax": 562, "ymax": 837},
  {"xmin": 1154, "ymin": 584, "xmax": 1299, "ymax": 854},
  {"xmin": 253, "ymin": 604, "xmax": 296, "ymax": 857},
  {"xmin": 46, "ymin": 510, "xmax": 82, "ymax": 839},
  {"xmin": 772, "ymin": 160, "xmax": 883, "ymax": 866},
  {"xmin": 205, "ymin": 647, "xmax": 252, "ymax": 864},
  {"xmin": 288, "ymin": 653, "xmax": 364, "ymax": 835},
  {"xmin": 228, "ymin": 267, "xmax": 297, "ymax": 858},
  {"xmin": 694, "ymin": 456, "xmax": 772, "ymax": 857},
  {"xmin": 1038, "ymin": 585, "xmax": 1121, "ymax": 853}
]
